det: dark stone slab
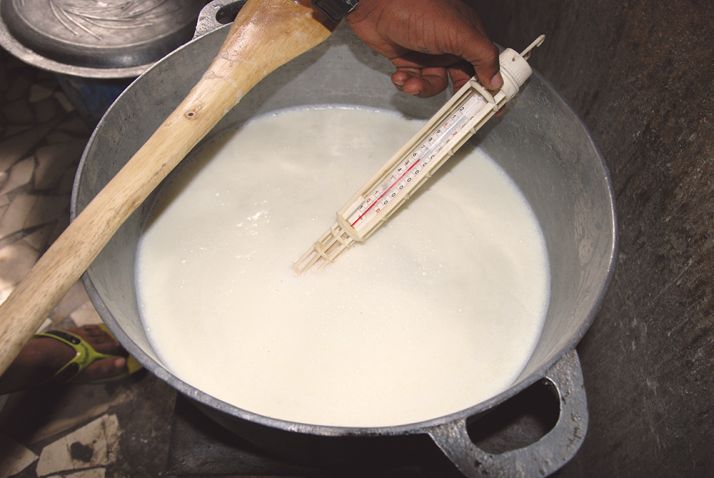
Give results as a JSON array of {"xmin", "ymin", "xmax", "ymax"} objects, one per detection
[
  {"xmin": 165, "ymin": 395, "xmax": 434, "ymax": 477},
  {"xmin": 112, "ymin": 373, "xmax": 177, "ymax": 477},
  {"xmin": 472, "ymin": 1, "xmax": 714, "ymax": 476},
  {"xmin": 166, "ymin": 396, "xmax": 316, "ymax": 477}
]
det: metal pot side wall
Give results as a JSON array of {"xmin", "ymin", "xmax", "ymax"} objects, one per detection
[{"xmin": 72, "ymin": 23, "xmax": 616, "ymax": 473}]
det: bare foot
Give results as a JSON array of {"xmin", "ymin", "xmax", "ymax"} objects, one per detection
[{"xmin": 0, "ymin": 325, "xmax": 129, "ymax": 394}]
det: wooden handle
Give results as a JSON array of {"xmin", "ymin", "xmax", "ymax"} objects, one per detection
[{"xmin": 0, "ymin": 0, "xmax": 332, "ymax": 374}]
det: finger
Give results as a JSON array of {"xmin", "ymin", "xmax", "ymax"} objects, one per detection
[
  {"xmin": 458, "ymin": 31, "xmax": 503, "ymax": 90},
  {"xmin": 393, "ymin": 67, "xmax": 449, "ymax": 97},
  {"xmin": 401, "ymin": 77, "xmax": 423, "ymax": 95},
  {"xmin": 92, "ymin": 334, "xmax": 111, "ymax": 345},
  {"xmin": 81, "ymin": 325, "xmax": 101, "ymax": 335},
  {"xmin": 391, "ymin": 56, "xmax": 448, "ymax": 91},
  {"xmin": 447, "ymin": 62, "xmax": 475, "ymax": 91},
  {"xmin": 391, "ymin": 69, "xmax": 411, "ymax": 87},
  {"xmin": 89, "ymin": 357, "xmax": 125, "ymax": 379},
  {"xmin": 416, "ymin": 67, "xmax": 449, "ymax": 97}
]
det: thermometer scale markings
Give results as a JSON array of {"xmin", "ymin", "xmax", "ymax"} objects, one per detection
[
  {"xmin": 293, "ymin": 35, "xmax": 545, "ymax": 274},
  {"xmin": 348, "ymin": 93, "xmax": 487, "ymax": 230}
]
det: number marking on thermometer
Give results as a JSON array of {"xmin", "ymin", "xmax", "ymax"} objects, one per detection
[{"xmin": 347, "ymin": 93, "xmax": 487, "ymax": 231}]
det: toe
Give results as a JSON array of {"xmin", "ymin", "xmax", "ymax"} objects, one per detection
[
  {"xmin": 75, "ymin": 325, "xmax": 123, "ymax": 355},
  {"xmin": 82, "ymin": 325, "xmax": 102, "ymax": 335},
  {"xmin": 81, "ymin": 357, "xmax": 126, "ymax": 382}
]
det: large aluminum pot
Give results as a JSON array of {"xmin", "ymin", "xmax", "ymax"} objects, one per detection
[{"xmin": 71, "ymin": 15, "xmax": 616, "ymax": 478}]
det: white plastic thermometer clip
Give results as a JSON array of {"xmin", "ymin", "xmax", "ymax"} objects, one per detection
[{"xmin": 293, "ymin": 35, "xmax": 546, "ymax": 274}]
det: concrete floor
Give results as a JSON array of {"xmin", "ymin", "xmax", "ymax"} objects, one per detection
[
  {"xmin": 472, "ymin": 0, "xmax": 713, "ymax": 476},
  {"xmin": 0, "ymin": 50, "xmax": 178, "ymax": 478}
]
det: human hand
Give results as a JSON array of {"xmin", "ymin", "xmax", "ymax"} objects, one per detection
[{"xmin": 347, "ymin": 0, "xmax": 503, "ymax": 97}]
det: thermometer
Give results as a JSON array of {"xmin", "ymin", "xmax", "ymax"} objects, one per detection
[{"xmin": 294, "ymin": 35, "xmax": 546, "ymax": 274}]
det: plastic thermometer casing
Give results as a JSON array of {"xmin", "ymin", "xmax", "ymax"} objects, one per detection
[
  {"xmin": 340, "ymin": 80, "xmax": 503, "ymax": 240},
  {"xmin": 293, "ymin": 36, "xmax": 544, "ymax": 274}
]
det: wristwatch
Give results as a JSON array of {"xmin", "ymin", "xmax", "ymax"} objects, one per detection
[{"xmin": 313, "ymin": 0, "xmax": 359, "ymax": 23}]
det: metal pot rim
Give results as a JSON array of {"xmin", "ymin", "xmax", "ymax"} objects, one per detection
[
  {"xmin": 0, "ymin": 10, "xmax": 148, "ymax": 78},
  {"xmin": 72, "ymin": 24, "xmax": 618, "ymax": 438}
]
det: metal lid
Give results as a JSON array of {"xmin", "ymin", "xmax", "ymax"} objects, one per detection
[{"xmin": 0, "ymin": 0, "xmax": 206, "ymax": 78}]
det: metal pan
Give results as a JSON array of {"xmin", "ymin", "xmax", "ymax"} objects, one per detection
[{"xmin": 72, "ymin": 7, "xmax": 617, "ymax": 476}]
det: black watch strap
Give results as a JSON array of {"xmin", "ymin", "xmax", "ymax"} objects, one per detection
[{"xmin": 313, "ymin": 0, "xmax": 359, "ymax": 23}]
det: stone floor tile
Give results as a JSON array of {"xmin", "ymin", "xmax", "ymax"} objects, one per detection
[
  {"xmin": 38, "ymin": 317, "xmax": 53, "ymax": 332},
  {"xmin": 50, "ymin": 315, "xmax": 76, "ymax": 331},
  {"xmin": 0, "ymin": 382, "xmax": 136, "ymax": 447},
  {"xmin": 0, "ymin": 156, "xmax": 35, "ymax": 196},
  {"xmin": 0, "ymin": 193, "xmax": 67, "ymax": 240},
  {"xmin": 52, "ymin": 282, "xmax": 91, "ymax": 321},
  {"xmin": 0, "ymin": 61, "xmax": 7, "ymax": 93},
  {"xmin": 1, "ymin": 99, "xmax": 34, "ymax": 125},
  {"xmin": 5, "ymin": 75, "xmax": 31, "ymax": 102},
  {"xmin": 23, "ymin": 224, "xmax": 54, "ymax": 251},
  {"xmin": 29, "ymin": 83, "xmax": 55, "ymax": 103},
  {"xmin": 57, "ymin": 118, "xmax": 89, "ymax": 136},
  {"xmin": 0, "ymin": 286, "xmax": 13, "ymax": 307},
  {"xmin": 48, "ymin": 468, "xmax": 106, "ymax": 478},
  {"xmin": 46, "ymin": 131, "xmax": 76, "ymax": 145},
  {"xmin": 0, "ymin": 193, "xmax": 38, "ymax": 239},
  {"xmin": 48, "ymin": 214, "xmax": 70, "ymax": 245},
  {"xmin": 35, "ymin": 141, "xmax": 84, "ymax": 190},
  {"xmin": 58, "ymin": 168, "xmax": 76, "ymax": 195},
  {"xmin": 33, "ymin": 97, "xmax": 63, "ymax": 125},
  {"xmin": 26, "ymin": 195, "xmax": 69, "ymax": 231},
  {"xmin": 54, "ymin": 92, "xmax": 75, "ymax": 113},
  {"xmin": 2, "ymin": 124, "xmax": 31, "ymax": 137},
  {"xmin": 0, "ymin": 240, "xmax": 39, "ymax": 291},
  {"xmin": 69, "ymin": 302, "xmax": 102, "ymax": 327},
  {"xmin": 35, "ymin": 414, "xmax": 120, "ymax": 477},
  {"xmin": 0, "ymin": 122, "xmax": 56, "ymax": 172},
  {"xmin": 35, "ymin": 75, "xmax": 56, "ymax": 85},
  {"xmin": 0, "ymin": 434, "xmax": 38, "ymax": 478}
]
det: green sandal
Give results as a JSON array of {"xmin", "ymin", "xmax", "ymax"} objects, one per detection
[{"xmin": 34, "ymin": 324, "xmax": 142, "ymax": 383}]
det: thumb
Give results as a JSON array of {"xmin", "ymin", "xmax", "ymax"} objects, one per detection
[{"xmin": 459, "ymin": 31, "xmax": 503, "ymax": 90}]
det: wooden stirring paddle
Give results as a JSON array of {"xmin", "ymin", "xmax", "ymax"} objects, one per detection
[{"xmin": 0, "ymin": 0, "xmax": 333, "ymax": 374}]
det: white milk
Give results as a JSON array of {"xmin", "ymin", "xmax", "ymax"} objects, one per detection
[{"xmin": 137, "ymin": 106, "xmax": 550, "ymax": 427}]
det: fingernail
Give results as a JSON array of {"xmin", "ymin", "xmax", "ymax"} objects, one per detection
[
  {"xmin": 114, "ymin": 357, "xmax": 126, "ymax": 369},
  {"xmin": 393, "ymin": 77, "xmax": 405, "ymax": 87},
  {"xmin": 403, "ymin": 84, "xmax": 421, "ymax": 95},
  {"xmin": 490, "ymin": 72, "xmax": 504, "ymax": 89}
]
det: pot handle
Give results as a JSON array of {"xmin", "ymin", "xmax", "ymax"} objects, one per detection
[
  {"xmin": 194, "ymin": 0, "xmax": 247, "ymax": 39},
  {"xmin": 428, "ymin": 350, "xmax": 588, "ymax": 478}
]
